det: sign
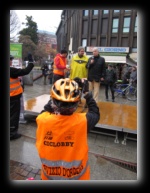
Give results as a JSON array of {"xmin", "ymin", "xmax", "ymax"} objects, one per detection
[
  {"xmin": 10, "ymin": 43, "xmax": 23, "ymax": 68},
  {"xmin": 86, "ymin": 46, "xmax": 129, "ymax": 53}
]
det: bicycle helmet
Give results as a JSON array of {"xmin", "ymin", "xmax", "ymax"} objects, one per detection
[{"xmin": 50, "ymin": 78, "xmax": 81, "ymax": 114}]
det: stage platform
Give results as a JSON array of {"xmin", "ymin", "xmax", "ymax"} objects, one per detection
[{"xmin": 24, "ymin": 94, "xmax": 137, "ymax": 145}]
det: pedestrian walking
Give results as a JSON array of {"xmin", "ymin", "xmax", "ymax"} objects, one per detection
[
  {"xmin": 41, "ymin": 63, "xmax": 49, "ymax": 85},
  {"xmin": 48, "ymin": 61, "xmax": 54, "ymax": 85},
  {"xmin": 104, "ymin": 64, "xmax": 117, "ymax": 102}
]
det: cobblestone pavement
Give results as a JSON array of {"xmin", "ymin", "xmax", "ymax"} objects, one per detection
[{"xmin": 10, "ymin": 160, "xmax": 41, "ymax": 180}]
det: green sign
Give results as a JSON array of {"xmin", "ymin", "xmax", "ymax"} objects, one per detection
[{"xmin": 10, "ymin": 43, "xmax": 22, "ymax": 59}]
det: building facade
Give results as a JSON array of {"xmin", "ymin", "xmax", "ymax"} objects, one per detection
[{"xmin": 56, "ymin": 9, "xmax": 137, "ymax": 65}]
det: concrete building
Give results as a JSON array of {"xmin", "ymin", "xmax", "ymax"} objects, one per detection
[{"xmin": 56, "ymin": 10, "xmax": 137, "ymax": 66}]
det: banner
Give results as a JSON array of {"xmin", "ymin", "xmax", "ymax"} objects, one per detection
[{"xmin": 10, "ymin": 43, "xmax": 23, "ymax": 68}]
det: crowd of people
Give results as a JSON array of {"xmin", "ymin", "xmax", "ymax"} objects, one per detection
[{"xmin": 10, "ymin": 47, "xmax": 137, "ymax": 180}]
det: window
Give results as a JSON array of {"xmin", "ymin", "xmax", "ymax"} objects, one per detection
[
  {"xmin": 123, "ymin": 17, "xmax": 131, "ymax": 33},
  {"xmin": 91, "ymin": 19, "xmax": 98, "ymax": 34},
  {"xmin": 93, "ymin": 10, "xmax": 98, "ymax": 15},
  {"xmin": 125, "ymin": 10, "xmax": 131, "ymax": 12},
  {"xmin": 101, "ymin": 18, "xmax": 108, "ymax": 34},
  {"xmin": 83, "ymin": 10, "xmax": 89, "ymax": 16},
  {"xmin": 134, "ymin": 16, "xmax": 137, "ymax": 32},
  {"xmin": 114, "ymin": 10, "xmax": 120, "ymax": 13},
  {"xmin": 82, "ymin": 20, "xmax": 88, "ymax": 35},
  {"xmin": 82, "ymin": 39, "xmax": 87, "ymax": 47},
  {"xmin": 91, "ymin": 38, "xmax": 96, "ymax": 46},
  {"xmin": 112, "ymin": 18, "xmax": 119, "ymax": 33},
  {"xmin": 103, "ymin": 10, "xmax": 109, "ymax": 14}
]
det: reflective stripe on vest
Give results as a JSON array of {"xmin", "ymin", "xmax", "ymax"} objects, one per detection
[
  {"xmin": 41, "ymin": 159, "xmax": 89, "ymax": 180},
  {"xmin": 36, "ymin": 112, "xmax": 90, "ymax": 180},
  {"xmin": 10, "ymin": 77, "xmax": 23, "ymax": 97},
  {"xmin": 53, "ymin": 56, "xmax": 66, "ymax": 76}
]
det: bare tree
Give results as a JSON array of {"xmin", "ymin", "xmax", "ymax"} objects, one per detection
[{"xmin": 10, "ymin": 10, "xmax": 21, "ymax": 41}]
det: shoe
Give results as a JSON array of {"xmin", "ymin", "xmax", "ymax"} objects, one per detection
[
  {"xmin": 112, "ymin": 99, "xmax": 115, "ymax": 102},
  {"xmin": 10, "ymin": 133, "xmax": 22, "ymax": 140},
  {"xmin": 106, "ymin": 98, "xmax": 109, "ymax": 101}
]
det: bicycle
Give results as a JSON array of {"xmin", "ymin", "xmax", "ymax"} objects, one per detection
[{"xmin": 114, "ymin": 80, "xmax": 137, "ymax": 101}]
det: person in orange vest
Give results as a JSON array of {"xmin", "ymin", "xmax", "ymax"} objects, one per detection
[
  {"xmin": 10, "ymin": 53, "xmax": 34, "ymax": 140},
  {"xmin": 53, "ymin": 49, "xmax": 69, "ymax": 83},
  {"xmin": 35, "ymin": 78, "xmax": 100, "ymax": 180}
]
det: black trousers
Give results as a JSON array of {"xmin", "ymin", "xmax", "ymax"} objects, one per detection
[
  {"xmin": 105, "ymin": 83, "xmax": 115, "ymax": 100},
  {"xmin": 10, "ymin": 95, "xmax": 21, "ymax": 138}
]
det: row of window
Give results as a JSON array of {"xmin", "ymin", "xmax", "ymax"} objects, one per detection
[
  {"xmin": 83, "ymin": 10, "xmax": 131, "ymax": 16},
  {"xmin": 81, "ymin": 16, "xmax": 137, "ymax": 47},
  {"xmin": 113, "ymin": 16, "xmax": 137, "ymax": 33}
]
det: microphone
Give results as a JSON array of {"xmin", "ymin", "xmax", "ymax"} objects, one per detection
[{"xmin": 91, "ymin": 56, "xmax": 94, "ymax": 63}]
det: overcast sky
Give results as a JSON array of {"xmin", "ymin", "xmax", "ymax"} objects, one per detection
[{"xmin": 14, "ymin": 10, "xmax": 62, "ymax": 33}]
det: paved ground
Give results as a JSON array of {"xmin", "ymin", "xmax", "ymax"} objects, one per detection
[{"xmin": 9, "ymin": 73, "xmax": 138, "ymax": 181}]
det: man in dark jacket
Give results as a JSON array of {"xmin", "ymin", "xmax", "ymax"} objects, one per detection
[
  {"xmin": 41, "ymin": 63, "xmax": 49, "ymax": 85},
  {"xmin": 86, "ymin": 47, "xmax": 106, "ymax": 103},
  {"xmin": 10, "ymin": 53, "xmax": 34, "ymax": 140},
  {"xmin": 104, "ymin": 64, "xmax": 117, "ymax": 102},
  {"xmin": 122, "ymin": 67, "xmax": 132, "ymax": 84}
]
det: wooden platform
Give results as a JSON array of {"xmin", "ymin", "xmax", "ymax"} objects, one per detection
[
  {"xmin": 24, "ymin": 94, "xmax": 137, "ymax": 144},
  {"xmin": 83, "ymin": 101, "xmax": 137, "ymax": 133},
  {"xmin": 24, "ymin": 94, "xmax": 85, "ymax": 115}
]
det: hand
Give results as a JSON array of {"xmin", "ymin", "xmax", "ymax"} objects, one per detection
[
  {"xmin": 73, "ymin": 77, "xmax": 83, "ymax": 89},
  {"xmin": 82, "ymin": 79, "xmax": 89, "ymax": 93},
  {"xmin": 27, "ymin": 53, "xmax": 33, "ymax": 62},
  {"xmin": 90, "ymin": 57, "xmax": 94, "ymax": 64}
]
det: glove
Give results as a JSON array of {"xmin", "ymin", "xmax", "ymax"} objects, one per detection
[
  {"xmin": 82, "ymin": 79, "xmax": 89, "ymax": 93},
  {"xmin": 73, "ymin": 77, "xmax": 83, "ymax": 89},
  {"xmin": 83, "ymin": 91, "xmax": 92, "ymax": 99},
  {"xmin": 28, "ymin": 53, "xmax": 33, "ymax": 62}
]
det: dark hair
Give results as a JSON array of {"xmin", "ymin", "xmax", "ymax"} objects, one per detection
[
  {"xmin": 10, "ymin": 55, "xmax": 14, "ymax": 60},
  {"xmin": 60, "ymin": 50, "xmax": 68, "ymax": 54}
]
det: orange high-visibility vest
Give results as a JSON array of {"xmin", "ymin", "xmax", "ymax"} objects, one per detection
[
  {"xmin": 53, "ymin": 56, "xmax": 66, "ymax": 76},
  {"xmin": 10, "ymin": 77, "xmax": 23, "ymax": 97},
  {"xmin": 36, "ymin": 112, "xmax": 90, "ymax": 180}
]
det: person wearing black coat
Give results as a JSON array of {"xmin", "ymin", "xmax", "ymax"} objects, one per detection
[
  {"xmin": 41, "ymin": 63, "xmax": 49, "ymax": 85},
  {"xmin": 104, "ymin": 64, "xmax": 117, "ymax": 102},
  {"xmin": 10, "ymin": 53, "xmax": 34, "ymax": 140},
  {"xmin": 86, "ymin": 47, "xmax": 106, "ymax": 103}
]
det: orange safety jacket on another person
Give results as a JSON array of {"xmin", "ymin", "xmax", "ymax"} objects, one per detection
[
  {"xmin": 10, "ymin": 77, "xmax": 23, "ymax": 97},
  {"xmin": 53, "ymin": 54, "xmax": 67, "ymax": 76},
  {"xmin": 36, "ymin": 111, "xmax": 90, "ymax": 180}
]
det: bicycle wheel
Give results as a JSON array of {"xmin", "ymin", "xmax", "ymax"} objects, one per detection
[
  {"xmin": 126, "ymin": 86, "xmax": 137, "ymax": 101},
  {"xmin": 114, "ymin": 84, "xmax": 124, "ymax": 97}
]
